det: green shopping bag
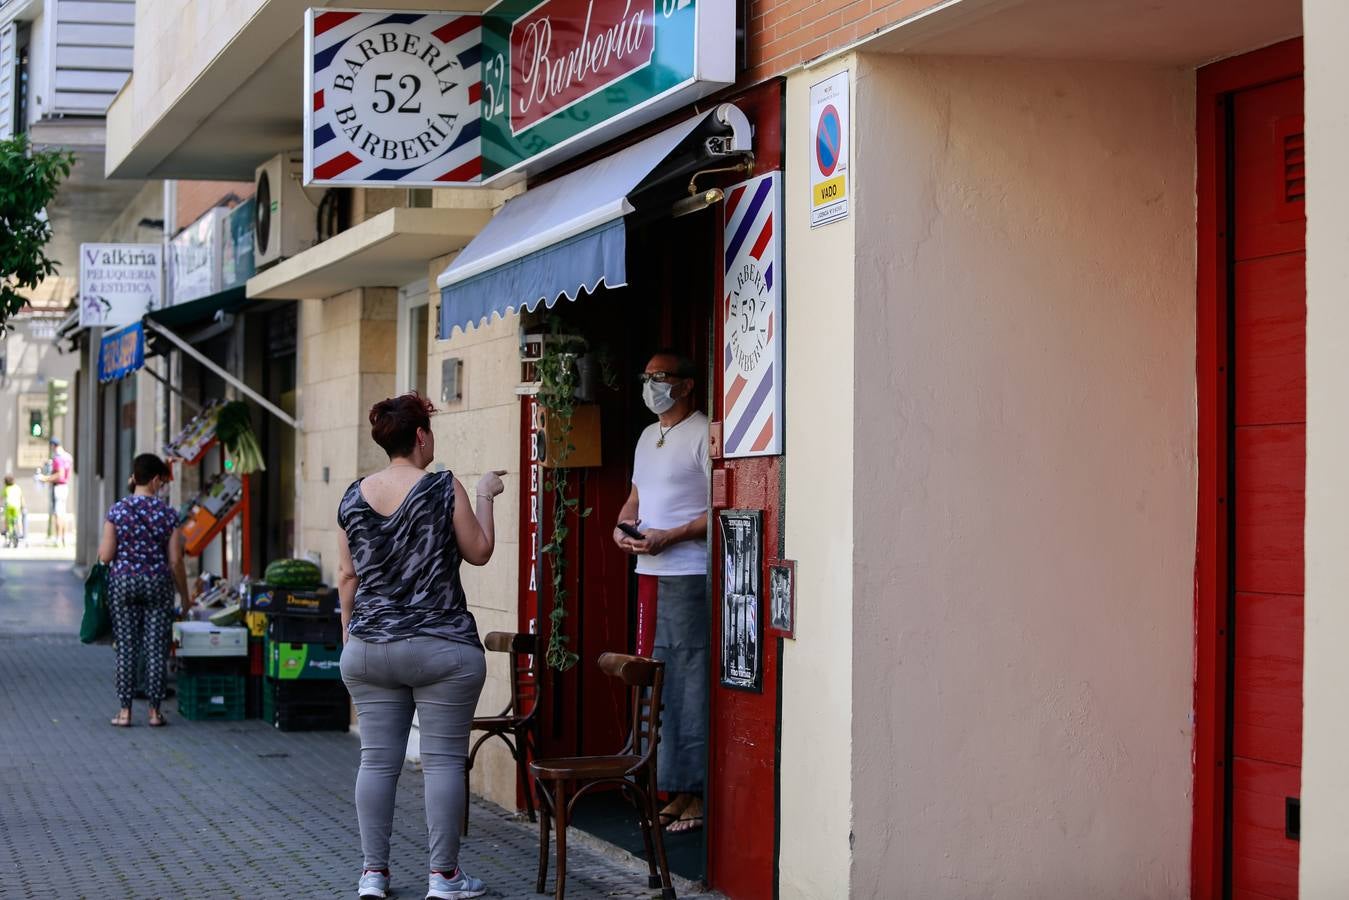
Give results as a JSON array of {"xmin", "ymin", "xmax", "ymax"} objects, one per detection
[{"xmin": 79, "ymin": 562, "xmax": 111, "ymax": 644}]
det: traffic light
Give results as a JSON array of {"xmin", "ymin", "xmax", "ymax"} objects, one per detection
[
  {"xmin": 47, "ymin": 378, "xmax": 69, "ymax": 422},
  {"xmin": 28, "ymin": 410, "xmax": 43, "ymax": 438}
]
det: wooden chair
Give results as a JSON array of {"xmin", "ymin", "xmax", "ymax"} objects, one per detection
[
  {"xmin": 530, "ymin": 652, "xmax": 675, "ymax": 900},
  {"xmin": 463, "ymin": 631, "xmax": 539, "ymax": 835}
]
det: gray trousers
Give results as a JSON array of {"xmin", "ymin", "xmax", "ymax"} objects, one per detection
[
  {"xmin": 652, "ymin": 575, "xmax": 709, "ymax": 793},
  {"xmin": 341, "ymin": 635, "xmax": 487, "ymax": 872}
]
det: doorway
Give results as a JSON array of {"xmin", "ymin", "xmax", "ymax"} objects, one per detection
[
  {"xmin": 522, "ymin": 208, "xmax": 716, "ymax": 883},
  {"xmin": 1196, "ymin": 39, "xmax": 1304, "ymax": 900}
]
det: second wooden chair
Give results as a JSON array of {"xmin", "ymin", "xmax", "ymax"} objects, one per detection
[{"xmin": 463, "ymin": 631, "xmax": 539, "ymax": 835}]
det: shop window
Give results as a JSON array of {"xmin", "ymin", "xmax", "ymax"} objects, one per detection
[{"xmin": 407, "ymin": 188, "xmax": 434, "ymax": 208}]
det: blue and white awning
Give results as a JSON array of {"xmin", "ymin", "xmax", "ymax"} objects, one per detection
[{"xmin": 437, "ymin": 104, "xmax": 750, "ymax": 336}]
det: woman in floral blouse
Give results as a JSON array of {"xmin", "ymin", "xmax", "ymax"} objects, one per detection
[{"xmin": 97, "ymin": 454, "xmax": 191, "ymax": 727}]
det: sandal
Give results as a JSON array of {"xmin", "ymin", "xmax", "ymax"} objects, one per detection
[
  {"xmin": 667, "ymin": 813, "xmax": 703, "ymax": 834},
  {"xmin": 657, "ymin": 796, "xmax": 689, "ymax": 828},
  {"xmin": 110, "ymin": 709, "xmax": 132, "ymax": 727},
  {"xmin": 148, "ymin": 709, "xmax": 168, "ymax": 727}
]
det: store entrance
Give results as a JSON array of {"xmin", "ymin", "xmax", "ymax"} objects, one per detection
[{"xmin": 524, "ymin": 209, "xmax": 715, "ymax": 882}]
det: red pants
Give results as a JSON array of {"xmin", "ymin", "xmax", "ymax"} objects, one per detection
[{"xmin": 635, "ymin": 574, "xmax": 659, "ymax": 658}]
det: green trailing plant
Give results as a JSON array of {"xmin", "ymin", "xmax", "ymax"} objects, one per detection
[
  {"xmin": 215, "ymin": 401, "xmax": 266, "ymax": 474},
  {"xmin": 0, "ymin": 135, "xmax": 75, "ymax": 327},
  {"xmin": 535, "ymin": 330, "xmax": 592, "ymax": 671}
]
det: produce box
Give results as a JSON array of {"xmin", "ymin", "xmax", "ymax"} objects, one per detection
[
  {"xmin": 247, "ymin": 583, "xmax": 337, "ymax": 618},
  {"xmin": 261, "ymin": 679, "xmax": 349, "ymax": 732},
  {"xmin": 267, "ymin": 613, "xmax": 341, "ymax": 645},
  {"xmin": 244, "ymin": 610, "xmax": 268, "ymax": 638},
  {"xmin": 178, "ymin": 672, "xmax": 245, "ymax": 721},
  {"xmin": 266, "ymin": 637, "xmax": 343, "ymax": 680},
  {"xmin": 172, "ymin": 621, "xmax": 248, "ymax": 657}
]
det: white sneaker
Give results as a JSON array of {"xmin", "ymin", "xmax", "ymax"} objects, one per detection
[
  {"xmin": 358, "ymin": 870, "xmax": 390, "ymax": 899},
  {"xmin": 426, "ymin": 868, "xmax": 486, "ymax": 900}
]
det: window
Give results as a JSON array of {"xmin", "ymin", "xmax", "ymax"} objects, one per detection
[
  {"xmin": 13, "ymin": 23, "xmax": 29, "ymax": 136},
  {"xmin": 397, "ymin": 280, "xmax": 430, "ymax": 397}
]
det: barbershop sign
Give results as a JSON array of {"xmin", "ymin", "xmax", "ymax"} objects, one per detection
[
  {"xmin": 305, "ymin": 9, "xmax": 484, "ymax": 186},
  {"xmin": 303, "ymin": 4, "xmax": 734, "ymax": 187},
  {"xmin": 481, "ymin": 0, "xmax": 735, "ymax": 181}
]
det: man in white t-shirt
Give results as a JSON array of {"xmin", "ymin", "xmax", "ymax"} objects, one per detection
[{"xmin": 613, "ymin": 350, "xmax": 709, "ymax": 835}]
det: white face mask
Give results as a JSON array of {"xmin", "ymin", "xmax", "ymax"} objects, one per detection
[{"xmin": 643, "ymin": 380, "xmax": 676, "ymax": 415}]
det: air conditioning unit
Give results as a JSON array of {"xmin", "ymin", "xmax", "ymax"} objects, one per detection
[{"xmin": 253, "ymin": 153, "xmax": 317, "ymax": 268}]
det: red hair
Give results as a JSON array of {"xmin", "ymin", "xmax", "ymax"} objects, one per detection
[{"xmin": 369, "ymin": 392, "xmax": 436, "ymax": 457}]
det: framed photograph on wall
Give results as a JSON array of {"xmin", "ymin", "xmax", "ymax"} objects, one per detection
[
  {"xmin": 767, "ymin": 559, "xmax": 796, "ymax": 640},
  {"xmin": 719, "ymin": 509, "xmax": 763, "ymax": 692}
]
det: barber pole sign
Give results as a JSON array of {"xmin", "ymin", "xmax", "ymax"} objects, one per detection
[
  {"xmin": 304, "ymin": 9, "xmax": 483, "ymax": 186},
  {"xmin": 722, "ymin": 171, "xmax": 784, "ymax": 458}
]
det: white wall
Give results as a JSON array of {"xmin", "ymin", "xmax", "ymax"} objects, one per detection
[
  {"xmin": 1300, "ymin": 1, "xmax": 1349, "ymax": 895},
  {"xmin": 778, "ymin": 56, "xmax": 857, "ymax": 900},
  {"xmin": 848, "ymin": 54, "xmax": 1197, "ymax": 898}
]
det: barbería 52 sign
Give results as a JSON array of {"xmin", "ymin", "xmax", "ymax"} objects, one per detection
[
  {"xmin": 482, "ymin": 0, "xmax": 734, "ymax": 181},
  {"xmin": 305, "ymin": 9, "xmax": 484, "ymax": 186},
  {"xmin": 303, "ymin": 4, "xmax": 733, "ymax": 188}
]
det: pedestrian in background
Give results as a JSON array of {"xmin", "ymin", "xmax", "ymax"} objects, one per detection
[
  {"xmin": 97, "ymin": 453, "xmax": 191, "ymax": 727},
  {"xmin": 42, "ymin": 437, "xmax": 73, "ymax": 547},
  {"xmin": 336, "ymin": 391, "xmax": 505, "ymax": 900},
  {"xmin": 3, "ymin": 474, "xmax": 25, "ymax": 547}
]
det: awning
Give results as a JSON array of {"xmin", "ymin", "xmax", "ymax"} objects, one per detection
[
  {"xmin": 437, "ymin": 103, "xmax": 752, "ymax": 336},
  {"xmin": 146, "ymin": 286, "xmax": 252, "ymax": 330}
]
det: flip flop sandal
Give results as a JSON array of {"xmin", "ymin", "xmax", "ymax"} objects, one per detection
[
  {"xmin": 110, "ymin": 713, "xmax": 132, "ymax": 727},
  {"xmin": 148, "ymin": 711, "xmax": 168, "ymax": 727},
  {"xmin": 667, "ymin": 814, "xmax": 703, "ymax": 834}
]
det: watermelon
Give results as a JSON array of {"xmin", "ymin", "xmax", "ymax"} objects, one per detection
[{"xmin": 265, "ymin": 558, "xmax": 322, "ymax": 589}]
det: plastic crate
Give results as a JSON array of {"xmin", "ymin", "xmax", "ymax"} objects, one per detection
[
  {"xmin": 245, "ymin": 675, "xmax": 265, "ymax": 719},
  {"xmin": 267, "ymin": 613, "xmax": 342, "ymax": 645},
  {"xmin": 177, "ymin": 672, "xmax": 246, "ymax": 721},
  {"xmin": 248, "ymin": 637, "xmax": 265, "ymax": 677},
  {"xmin": 262, "ymin": 679, "xmax": 350, "ymax": 731},
  {"xmin": 265, "ymin": 637, "xmax": 343, "ymax": 680},
  {"xmin": 178, "ymin": 656, "xmax": 247, "ymax": 677}
]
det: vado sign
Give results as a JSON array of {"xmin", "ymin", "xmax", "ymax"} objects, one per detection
[
  {"xmin": 481, "ymin": 0, "xmax": 735, "ymax": 181},
  {"xmin": 304, "ymin": 9, "xmax": 484, "ymax": 186}
]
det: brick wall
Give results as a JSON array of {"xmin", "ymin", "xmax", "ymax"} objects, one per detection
[
  {"xmin": 175, "ymin": 180, "xmax": 254, "ymax": 232},
  {"xmin": 747, "ymin": 0, "xmax": 943, "ymax": 80}
]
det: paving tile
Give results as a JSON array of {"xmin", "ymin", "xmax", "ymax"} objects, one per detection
[{"xmin": 0, "ymin": 560, "xmax": 707, "ymax": 899}]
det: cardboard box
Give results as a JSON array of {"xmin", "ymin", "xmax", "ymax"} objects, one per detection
[
  {"xmin": 247, "ymin": 583, "xmax": 337, "ymax": 617},
  {"xmin": 266, "ymin": 638, "xmax": 343, "ymax": 680},
  {"xmin": 172, "ymin": 621, "xmax": 248, "ymax": 657}
]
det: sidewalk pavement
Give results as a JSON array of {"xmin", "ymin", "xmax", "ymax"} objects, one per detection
[{"xmin": 0, "ymin": 559, "xmax": 705, "ymax": 899}]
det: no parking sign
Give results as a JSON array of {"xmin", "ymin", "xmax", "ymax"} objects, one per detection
[{"xmin": 809, "ymin": 71, "xmax": 849, "ymax": 227}]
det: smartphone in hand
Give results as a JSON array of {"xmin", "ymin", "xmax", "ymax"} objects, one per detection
[{"xmin": 617, "ymin": 522, "xmax": 646, "ymax": 541}]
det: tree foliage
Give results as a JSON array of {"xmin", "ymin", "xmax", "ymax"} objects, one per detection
[{"xmin": 0, "ymin": 134, "xmax": 75, "ymax": 325}]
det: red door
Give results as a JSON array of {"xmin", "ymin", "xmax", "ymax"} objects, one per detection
[{"xmin": 1228, "ymin": 74, "xmax": 1304, "ymax": 900}]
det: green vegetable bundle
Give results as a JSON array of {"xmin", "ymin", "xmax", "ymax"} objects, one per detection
[{"xmin": 214, "ymin": 401, "xmax": 266, "ymax": 474}]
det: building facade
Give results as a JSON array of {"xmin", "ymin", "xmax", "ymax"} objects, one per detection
[{"xmin": 101, "ymin": 1, "xmax": 1349, "ymax": 898}]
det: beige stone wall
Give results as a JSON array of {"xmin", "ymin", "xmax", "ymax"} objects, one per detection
[
  {"xmin": 425, "ymin": 251, "xmax": 523, "ymax": 808},
  {"xmin": 296, "ymin": 288, "xmax": 397, "ymax": 577},
  {"xmin": 847, "ymin": 54, "xmax": 1196, "ymax": 898}
]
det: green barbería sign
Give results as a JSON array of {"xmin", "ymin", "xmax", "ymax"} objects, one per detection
[{"xmin": 480, "ymin": 0, "xmax": 734, "ymax": 182}]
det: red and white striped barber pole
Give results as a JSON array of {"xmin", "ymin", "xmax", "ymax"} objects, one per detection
[
  {"xmin": 304, "ymin": 9, "xmax": 483, "ymax": 187},
  {"xmin": 722, "ymin": 171, "xmax": 785, "ymax": 458}
]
